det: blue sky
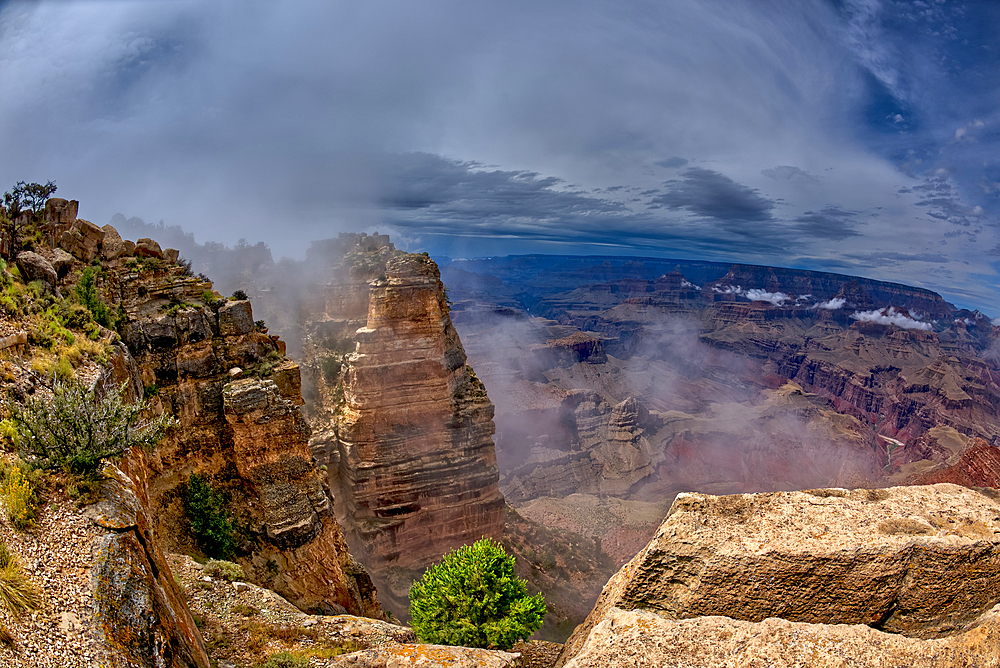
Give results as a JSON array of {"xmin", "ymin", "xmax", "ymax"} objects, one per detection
[{"xmin": 1, "ymin": 0, "xmax": 999, "ymax": 312}]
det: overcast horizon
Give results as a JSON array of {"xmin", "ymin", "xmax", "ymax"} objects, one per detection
[{"xmin": 1, "ymin": 0, "xmax": 999, "ymax": 313}]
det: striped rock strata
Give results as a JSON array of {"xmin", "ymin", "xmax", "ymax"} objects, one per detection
[{"xmin": 332, "ymin": 253, "xmax": 504, "ymax": 612}]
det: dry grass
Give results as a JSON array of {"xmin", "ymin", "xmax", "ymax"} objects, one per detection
[
  {"xmin": 0, "ymin": 622, "xmax": 14, "ymax": 648},
  {"xmin": 0, "ymin": 540, "xmax": 41, "ymax": 618}
]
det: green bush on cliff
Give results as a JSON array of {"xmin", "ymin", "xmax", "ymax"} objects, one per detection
[
  {"xmin": 5, "ymin": 380, "xmax": 174, "ymax": 476},
  {"xmin": 184, "ymin": 472, "xmax": 237, "ymax": 560},
  {"xmin": 408, "ymin": 538, "xmax": 546, "ymax": 650},
  {"xmin": 74, "ymin": 266, "xmax": 113, "ymax": 328}
]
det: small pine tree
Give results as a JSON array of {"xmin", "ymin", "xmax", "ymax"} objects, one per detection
[
  {"xmin": 408, "ymin": 538, "xmax": 546, "ymax": 650},
  {"xmin": 183, "ymin": 473, "xmax": 237, "ymax": 560}
]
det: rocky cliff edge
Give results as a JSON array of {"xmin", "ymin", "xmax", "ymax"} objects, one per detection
[{"xmin": 558, "ymin": 483, "xmax": 1000, "ymax": 667}]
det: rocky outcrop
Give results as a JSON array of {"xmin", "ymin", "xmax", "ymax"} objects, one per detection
[
  {"xmin": 562, "ymin": 606, "xmax": 1000, "ymax": 668},
  {"xmin": 221, "ymin": 377, "xmax": 381, "ymax": 615},
  {"xmin": 86, "ymin": 224, "xmax": 383, "ymax": 620},
  {"xmin": 87, "ymin": 459, "xmax": 210, "ymax": 668},
  {"xmin": 911, "ymin": 438, "xmax": 1000, "ymax": 488},
  {"xmin": 558, "ymin": 483, "xmax": 1000, "ymax": 666},
  {"xmin": 332, "ymin": 253, "xmax": 504, "ymax": 612},
  {"xmin": 16, "ymin": 250, "xmax": 57, "ymax": 291},
  {"xmin": 59, "ymin": 218, "xmax": 105, "ymax": 262}
]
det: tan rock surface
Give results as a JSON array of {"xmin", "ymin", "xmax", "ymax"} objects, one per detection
[
  {"xmin": 329, "ymin": 645, "xmax": 520, "ymax": 667},
  {"xmin": 94, "ymin": 240, "xmax": 383, "ymax": 619},
  {"xmin": 563, "ymin": 606, "xmax": 1000, "ymax": 668},
  {"xmin": 559, "ymin": 483, "xmax": 1000, "ymax": 664},
  {"xmin": 169, "ymin": 553, "xmax": 410, "ymax": 668}
]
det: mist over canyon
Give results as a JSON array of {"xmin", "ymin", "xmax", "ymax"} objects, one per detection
[{"xmin": 112, "ymin": 215, "xmax": 1000, "ymax": 642}]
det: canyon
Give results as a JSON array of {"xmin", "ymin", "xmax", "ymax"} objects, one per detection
[
  {"xmin": 439, "ymin": 255, "xmax": 1000, "ymax": 566},
  {"xmin": 5, "ymin": 203, "xmax": 999, "ymax": 666}
]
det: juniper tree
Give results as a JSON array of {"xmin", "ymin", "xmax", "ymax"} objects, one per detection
[{"xmin": 408, "ymin": 538, "xmax": 546, "ymax": 650}]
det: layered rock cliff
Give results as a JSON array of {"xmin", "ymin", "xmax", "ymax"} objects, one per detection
[
  {"xmin": 6, "ymin": 199, "xmax": 384, "ymax": 632},
  {"xmin": 286, "ymin": 246, "xmax": 505, "ymax": 614},
  {"xmin": 91, "ymin": 235, "xmax": 382, "ymax": 618}
]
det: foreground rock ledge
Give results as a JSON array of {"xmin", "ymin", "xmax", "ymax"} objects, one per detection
[
  {"xmin": 559, "ymin": 483, "xmax": 1000, "ymax": 665},
  {"xmin": 563, "ymin": 606, "xmax": 1000, "ymax": 668}
]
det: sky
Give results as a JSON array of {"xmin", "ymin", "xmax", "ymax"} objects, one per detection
[{"xmin": 1, "ymin": 0, "xmax": 999, "ymax": 313}]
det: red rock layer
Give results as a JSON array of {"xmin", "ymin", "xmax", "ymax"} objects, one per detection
[
  {"xmin": 910, "ymin": 438, "xmax": 1000, "ymax": 488},
  {"xmin": 334, "ymin": 254, "xmax": 505, "ymax": 609}
]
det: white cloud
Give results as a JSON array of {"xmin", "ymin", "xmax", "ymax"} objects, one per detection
[
  {"xmin": 815, "ymin": 297, "xmax": 847, "ymax": 310},
  {"xmin": 745, "ymin": 289, "xmax": 791, "ymax": 305},
  {"xmin": 851, "ymin": 306, "xmax": 931, "ymax": 330},
  {"xmin": 712, "ymin": 285, "xmax": 790, "ymax": 305}
]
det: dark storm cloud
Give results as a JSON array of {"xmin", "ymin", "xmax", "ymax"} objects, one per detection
[
  {"xmin": 374, "ymin": 155, "xmax": 795, "ymax": 257},
  {"xmin": 793, "ymin": 207, "xmax": 862, "ymax": 240},
  {"xmin": 650, "ymin": 168, "xmax": 776, "ymax": 223},
  {"xmin": 1, "ymin": 0, "xmax": 999, "ymax": 312},
  {"xmin": 377, "ymin": 152, "xmax": 626, "ymax": 220}
]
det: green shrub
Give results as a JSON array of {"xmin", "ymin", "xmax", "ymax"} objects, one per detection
[
  {"xmin": 204, "ymin": 559, "xmax": 244, "ymax": 582},
  {"xmin": 184, "ymin": 473, "xmax": 237, "ymax": 560},
  {"xmin": 321, "ymin": 356, "xmax": 342, "ymax": 384},
  {"xmin": 52, "ymin": 355, "xmax": 73, "ymax": 382},
  {"xmin": 5, "ymin": 380, "xmax": 174, "ymax": 476},
  {"xmin": 74, "ymin": 266, "xmax": 112, "ymax": 327},
  {"xmin": 409, "ymin": 538, "xmax": 545, "ymax": 650},
  {"xmin": 0, "ymin": 541, "xmax": 41, "ymax": 618}
]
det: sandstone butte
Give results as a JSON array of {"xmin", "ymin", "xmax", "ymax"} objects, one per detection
[
  {"xmin": 282, "ymin": 240, "xmax": 506, "ymax": 614},
  {"xmin": 558, "ymin": 483, "xmax": 1000, "ymax": 667}
]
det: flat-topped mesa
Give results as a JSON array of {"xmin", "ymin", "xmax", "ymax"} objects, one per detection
[
  {"xmin": 334, "ymin": 252, "xmax": 505, "ymax": 611},
  {"xmin": 558, "ymin": 483, "xmax": 1000, "ymax": 667}
]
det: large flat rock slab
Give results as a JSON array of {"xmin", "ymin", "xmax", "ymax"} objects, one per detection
[
  {"xmin": 563, "ymin": 606, "xmax": 1000, "ymax": 668},
  {"xmin": 560, "ymin": 484, "xmax": 1000, "ymax": 664}
]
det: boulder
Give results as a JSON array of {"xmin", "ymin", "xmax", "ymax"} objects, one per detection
[
  {"xmin": 16, "ymin": 251, "xmax": 57, "ymax": 292},
  {"xmin": 134, "ymin": 237, "xmax": 163, "ymax": 259},
  {"xmin": 59, "ymin": 218, "xmax": 104, "ymax": 261},
  {"xmin": 87, "ymin": 464, "xmax": 211, "ymax": 668},
  {"xmin": 559, "ymin": 484, "xmax": 1000, "ymax": 665},
  {"xmin": 122, "ymin": 239, "xmax": 136, "ymax": 257},
  {"xmin": 44, "ymin": 197, "xmax": 78, "ymax": 225},
  {"xmin": 176, "ymin": 342, "xmax": 217, "ymax": 378},
  {"xmin": 218, "ymin": 299, "xmax": 254, "ymax": 337},
  {"xmin": 163, "ymin": 248, "xmax": 180, "ymax": 263},
  {"xmin": 50, "ymin": 248, "xmax": 75, "ymax": 278},
  {"xmin": 101, "ymin": 224, "xmax": 125, "ymax": 260},
  {"xmin": 562, "ymin": 606, "xmax": 1000, "ymax": 668}
]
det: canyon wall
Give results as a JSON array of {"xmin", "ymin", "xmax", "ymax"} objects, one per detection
[{"xmin": 86, "ymin": 222, "xmax": 382, "ymax": 618}]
